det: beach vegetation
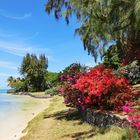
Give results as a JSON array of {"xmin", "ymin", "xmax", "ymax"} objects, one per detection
[
  {"xmin": 45, "ymin": 71, "xmax": 60, "ymax": 88},
  {"xmin": 8, "ymin": 54, "xmax": 49, "ymax": 92},
  {"xmin": 7, "ymin": 54, "xmax": 61, "ymax": 93},
  {"xmin": 20, "ymin": 53, "xmax": 48, "ymax": 92}
]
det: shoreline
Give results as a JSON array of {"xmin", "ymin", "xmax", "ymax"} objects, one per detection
[
  {"xmin": 7, "ymin": 91, "xmax": 52, "ymax": 99},
  {"xmin": 0, "ymin": 95, "xmax": 51, "ymax": 140},
  {"xmin": 20, "ymin": 97, "xmax": 51, "ymax": 139},
  {"xmin": 20, "ymin": 96, "xmax": 129, "ymax": 140}
]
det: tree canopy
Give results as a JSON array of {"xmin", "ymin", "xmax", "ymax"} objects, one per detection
[
  {"xmin": 7, "ymin": 77, "xmax": 27, "ymax": 92},
  {"xmin": 20, "ymin": 53, "xmax": 48, "ymax": 91},
  {"xmin": 45, "ymin": 72, "xmax": 59, "ymax": 88},
  {"xmin": 45, "ymin": 0, "xmax": 140, "ymax": 62}
]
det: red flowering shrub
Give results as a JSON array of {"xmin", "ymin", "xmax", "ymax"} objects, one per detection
[
  {"xmin": 59, "ymin": 63, "xmax": 85, "ymax": 108},
  {"xmin": 73, "ymin": 65, "xmax": 135, "ymax": 111}
]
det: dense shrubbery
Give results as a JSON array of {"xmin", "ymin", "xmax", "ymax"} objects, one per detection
[
  {"xmin": 123, "ymin": 61, "xmax": 140, "ymax": 85},
  {"xmin": 115, "ymin": 61, "xmax": 140, "ymax": 85},
  {"xmin": 45, "ymin": 72, "xmax": 59, "ymax": 88},
  {"xmin": 74, "ymin": 65, "xmax": 136, "ymax": 111},
  {"xmin": 59, "ymin": 63, "xmax": 86, "ymax": 107},
  {"xmin": 59, "ymin": 63, "xmax": 140, "ymax": 135},
  {"xmin": 60, "ymin": 65, "xmax": 137, "ymax": 111}
]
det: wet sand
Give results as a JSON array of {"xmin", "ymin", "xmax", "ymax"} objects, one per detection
[{"xmin": 0, "ymin": 95, "xmax": 51, "ymax": 140}]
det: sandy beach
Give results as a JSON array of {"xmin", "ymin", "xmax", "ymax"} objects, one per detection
[{"xmin": 0, "ymin": 95, "xmax": 51, "ymax": 140}]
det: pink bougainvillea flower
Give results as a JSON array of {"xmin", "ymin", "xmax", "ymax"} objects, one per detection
[{"xmin": 122, "ymin": 105, "xmax": 133, "ymax": 113}]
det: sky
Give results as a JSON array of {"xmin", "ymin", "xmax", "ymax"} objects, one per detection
[{"xmin": 0, "ymin": 0, "xmax": 97, "ymax": 89}]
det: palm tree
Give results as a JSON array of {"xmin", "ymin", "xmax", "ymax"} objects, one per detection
[{"xmin": 7, "ymin": 76, "xmax": 14, "ymax": 87}]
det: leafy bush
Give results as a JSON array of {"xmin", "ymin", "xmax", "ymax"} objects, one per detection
[
  {"xmin": 45, "ymin": 86, "xmax": 60, "ymax": 96},
  {"xmin": 59, "ymin": 63, "xmax": 86, "ymax": 107},
  {"xmin": 116, "ymin": 61, "xmax": 140, "ymax": 84},
  {"xmin": 59, "ymin": 64, "xmax": 137, "ymax": 111},
  {"xmin": 60, "ymin": 63, "xmax": 88, "ymax": 76},
  {"xmin": 123, "ymin": 61, "xmax": 140, "ymax": 84},
  {"xmin": 45, "ymin": 72, "xmax": 59, "ymax": 88}
]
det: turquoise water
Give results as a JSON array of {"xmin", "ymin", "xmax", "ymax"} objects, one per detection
[
  {"xmin": 0, "ymin": 90, "xmax": 21, "ymax": 119},
  {"xmin": 0, "ymin": 89, "xmax": 7, "ymax": 94},
  {"xmin": 0, "ymin": 89, "xmax": 47, "ymax": 140}
]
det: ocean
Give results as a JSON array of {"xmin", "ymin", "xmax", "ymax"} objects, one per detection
[
  {"xmin": 0, "ymin": 89, "xmax": 7, "ymax": 94},
  {"xmin": 0, "ymin": 90, "xmax": 21, "ymax": 119},
  {"xmin": 0, "ymin": 89, "xmax": 48, "ymax": 140}
]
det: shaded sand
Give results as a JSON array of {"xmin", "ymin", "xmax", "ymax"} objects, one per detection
[{"xmin": 0, "ymin": 94, "xmax": 51, "ymax": 140}]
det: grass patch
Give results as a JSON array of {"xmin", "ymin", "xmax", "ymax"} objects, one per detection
[{"xmin": 20, "ymin": 96, "xmax": 128, "ymax": 140}]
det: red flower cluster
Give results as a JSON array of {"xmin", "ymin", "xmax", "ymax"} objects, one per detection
[
  {"xmin": 60, "ymin": 65, "xmax": 137, "ymax": 112},
  {"xmin": 60, "ymin": 64, "xmax": 140, "ymax": 134},
  {"xmin": 73, "ymin": 65, "xmax": 134, "ymax": 111}
]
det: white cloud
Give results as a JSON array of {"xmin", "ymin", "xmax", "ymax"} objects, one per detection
[
  {"xmin": 0, "ymin": 41, "xmax": 31, "ymax": 56},
  {"xmin": 0, "ymin": 41, "xmax": 53, "ymax": 61},
  {"xmin": 0, "ymin": 72, "xmax": 19, "ymax": 77},
  {"xmin": 0, "ymin": 9, "xmax": 31, "ymax": 20},
  {"xmin": 0, "ymin": 60, "xmax": 18, "ymax": 70}
]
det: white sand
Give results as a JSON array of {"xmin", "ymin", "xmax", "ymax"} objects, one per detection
[{"xmin": 0, "ymin": 95, "xmax": 51, "ymax": 140}]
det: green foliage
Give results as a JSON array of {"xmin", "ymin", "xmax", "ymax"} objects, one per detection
[
  {"xmin": 7, "ymin": 77, "xmax": 27, "ymax": 92},
  {"xmin": 8, "ymin": 54, "xmax": 48, "ymax": 91},
  {"xmin": 46, "ymin": 0, "xmax": 140, "ymax": 61},
  {"xmin": 45, "ymin": 72, "xmax": 59, "ymax": 88},
  {"xmin": 103, "ymin": 45, "xmax": 122, "ymax": 69},
  {"xmin": 45, "ymin": 86, "xmax": 60, "ymax": 96},
  {"xmin": 61, "ymin": 63, "xmax": 88, "ymax": 75},
  {"xmin": 7, "ymin": 54, "xmax": 62, "ymax": 92},
  {"xmin": 122, "ymin": 127, "xmax": 139, "ymax": 140},
  {"xmin": 115, "ymin": 60, "xmax": 140, "ymax": 85}
]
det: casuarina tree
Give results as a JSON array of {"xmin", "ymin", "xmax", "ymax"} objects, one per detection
[
  {"xmin": 20, "ymin": 53, "xmax": 48, "ymax": 91},
  {"xmin": 45, "ymin": 0, "xmax": 140, "ymax": 63}
]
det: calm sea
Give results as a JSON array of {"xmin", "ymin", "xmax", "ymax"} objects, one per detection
[
  {"xmin": 0, "ymin": 89, "xmax": 47, "ymax": 140},
  {"xmin": 0, "ymin": 89, "xmax": 21, "ymax": 118},
  {"xmin": 0, "ymin": 89, "xmax": 7, "ymax": 94}
]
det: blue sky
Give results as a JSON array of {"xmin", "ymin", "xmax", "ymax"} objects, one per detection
[{"xmin": 0, "ymin": 0, "xmax": 97, "ymax": 89}]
